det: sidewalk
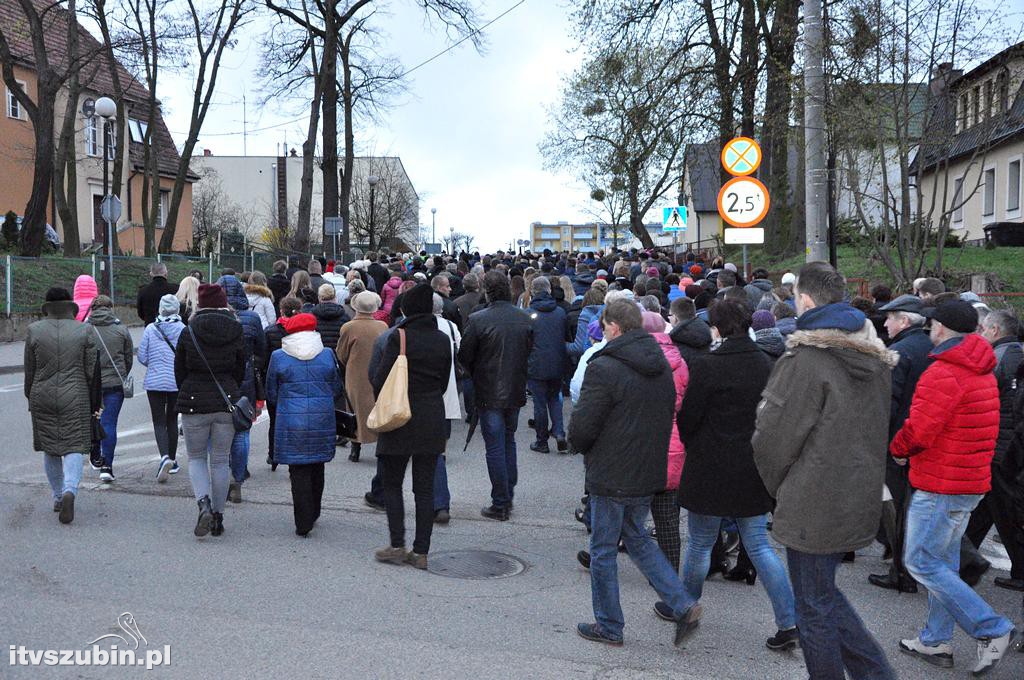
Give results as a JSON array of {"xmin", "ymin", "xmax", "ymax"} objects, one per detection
[{"xmin": 0, "ymin": 325, "xmax": 145, "ymax": 375}]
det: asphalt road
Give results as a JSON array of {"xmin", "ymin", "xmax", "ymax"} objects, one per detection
[{"xmin": 1, "ymin": 361, "xmax": 1022, "ymax": 679}]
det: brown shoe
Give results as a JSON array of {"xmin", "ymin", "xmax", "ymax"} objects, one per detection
[
  {"xmin": 404, "ymin": 552, "xmax": 428, "ymax": 570},
  {"xmin": 374, "ymin": 546, "xmax": 408, "ymax": 565}
]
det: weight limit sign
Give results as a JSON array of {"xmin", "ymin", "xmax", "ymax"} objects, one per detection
[{"xmin": 717, "ymin": 176, "xmax": 770, "ymax": 228}]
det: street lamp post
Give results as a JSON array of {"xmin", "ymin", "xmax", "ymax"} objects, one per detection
[
  {"xmin": 96, "ymin": 96, "xmax": 116, "ymax": 296},
  {"xmin": 367, "ymin": 174, "xmax": 379, "ymax": 250},
  {"xmin": 449, "ymin": 225, "xmax": 454, "ymax": 254},
  {"xmin": 431, "ymin": 207, "xmax": 437, "ymax": 249}
]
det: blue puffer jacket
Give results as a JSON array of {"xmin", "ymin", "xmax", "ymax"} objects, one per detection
[
  {"xmin": 528, "ymin": 293, "xmax": 568, "ymax": 380},
  {"xmin": 218, "ymin": 275, "xmax": 268, "ymax": 402},
  {"xmin": 138, "ymin": 320, "xmax": 185, "ymax": 392},
  {"xmin": 266, "ymin": 331, "xmax": 343, "ymax": 465},
  {"xmin": 567, "ymin": 304, "xmax": 603, "ymax": 359}
]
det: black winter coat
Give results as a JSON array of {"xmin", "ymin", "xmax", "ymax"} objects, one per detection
[
  {"xmin": 370, "ymin": 314, "xmax": 451, "ymax": 456},
  {"xmin": 527, "ymin": 293, "xmax": 567, "ymax": 380},
  {"xmin": 459, "ymin": 301, "xmax": 533, "ymax": 409},
  {"xmin": 568, "ymin": 329, "xmax": 674, "ymax": 497},
  {"xmin": 312, "ymin": 302, "xmax": 350, "ymax": 352},
  {"xmin": 136, "ymin": 276, "xmax": 178, "ymax": 326},
  {"xmin": 677, "ymin": 336, "xmax": 774, "ymax": 517},
  {"xmin": 440, "ymin": 294, "xmax": 463, "ymax": 331},
  {"xmin": 268, "ymin": 273, "xmax": 291, "ymax": 308},
  {"xmin": 454, "ymin": 291, "xmax": 482, "ymax": 328},
  {"xmin": 668, "ymin": 317, "xmax": 712, "ymax": 366},
  {"xmin": 565, "ymin": 301, "xmax": 584, "ymax": 343},
  {"xmin": 175, "ymin": 309, "xmax": 247, "ymax": 414},
  {"xmin": 367, "ymin": 262, "xmax": 389, "ymax": 295},
  {"xmin": 888, "ymin": 325, "xmax": 933, "ymax": 440},
  {"xmin": 992, "ymin": 337, "xmax": 1023, "ymax": 464}
]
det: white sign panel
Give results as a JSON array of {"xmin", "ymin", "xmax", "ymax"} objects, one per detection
[{"xmin": 723, "ymin": 227, "xmax": 765, "ymax": 245}]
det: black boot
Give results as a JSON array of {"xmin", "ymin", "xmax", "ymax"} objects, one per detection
[
  {"xmin": 194, "ymin": 496, "xmax": 214, "ymax": 537},
  {"xmin": 348, "ymin": 442, "xmax": 361, "ymax": 463},
  {"xmin": 211, "ymin": 512, "xmax": 225, "ymax": 536}
]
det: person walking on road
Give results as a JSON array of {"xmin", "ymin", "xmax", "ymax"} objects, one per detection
[
  {"xmin": 88, "ymin": 295, "xmax": 134, "ymax": 483},
  {"xmin": 136, "ymin": 261, "xmax": 179, "ymax": 326},
  {"xmin": 371, "ymin": 284, "xmax": 451, "ymax": 570},
  {"xmin": 175, "ymin": 283, "xmax": 247, "ymax": 537},
  {"xmin": 459, "ymin": 271, "xmax": 533, "ymax": 521},
  {"xmin": 890, "ymin": 300, "xmax": 1018, "ymax": 675},
  {"xmin": 526, "ymin": 276, "xmax": 568, "ymax": 454},
  {"xmin": 753, "ymin": 262, "xmax": 898, "ymax": 680},
  {"xmin": 264, "ymin": 296, "xmax": 302, "ymax": 470},
  {"xmin": 336, "ymin": 292, "xmax": 388, "ymax": 464},
  {"xmin": 138, "ymin": 294, "xmax": 185, "ymax": 482},
  {"xmin": 676, "ymin": 298, "xmax": 798, "ymax": 652},
  {"xmin": 568, "ymin": 299, "xmax": 703, "ymax": 648},
  {"xmin": 266, "ymin": 312, "xmax": 343, "ymax": 536},
  {"xmin": 25, "ymin": 287, "xmax": 99, "ymax": 524}
]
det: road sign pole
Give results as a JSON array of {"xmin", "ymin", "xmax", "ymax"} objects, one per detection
[
  {"xmin": 742, "ymin": 245, "xmax": 749, "ymax": 277},
  {"xmin": 107, "ymin": 216, "xmax": 115, "ymax": 299}
]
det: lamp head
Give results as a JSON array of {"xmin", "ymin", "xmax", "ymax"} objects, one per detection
[
  {"xmin": 95, "ymin": 96, "xmax": 116, "ymax": 119},
  {"xmin": 367, "ymin": 175, "xmax": 379, "ymax": 187}
]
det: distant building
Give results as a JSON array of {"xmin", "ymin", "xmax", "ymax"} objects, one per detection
[
  {"xmin": 0, "ymin": 0, "xmax": 194, "ymax": 251},
  {"xmin": 913, "ymin": 43, "xmax": 1024, "ymax": 243},
  {"xmin": 529, "ymin": 221, "xmax": 665, "ymax": 252}
]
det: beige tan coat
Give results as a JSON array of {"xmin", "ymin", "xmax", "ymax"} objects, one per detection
[{"xmin": 336, "ymin": 316, "xmax": 388, "ymax": 443}]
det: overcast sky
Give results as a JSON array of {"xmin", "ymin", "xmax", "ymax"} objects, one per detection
[{"xmin": 156, "ymin": 0, "xmax": 589, "ymax": 252}]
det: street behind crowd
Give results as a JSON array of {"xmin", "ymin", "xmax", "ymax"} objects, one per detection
[{"xmin": 1, "ymin": 366, "xmax": 1021, "ymax": 678}]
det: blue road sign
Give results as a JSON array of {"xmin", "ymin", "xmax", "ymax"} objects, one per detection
[{"xmin": 662, "ymin": 206, "xmax": 687, "ymax": 231}]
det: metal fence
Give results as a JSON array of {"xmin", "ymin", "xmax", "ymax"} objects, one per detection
[{"xmin": 0, "ymin": 248, "xmax": 308, "ymax": 316}]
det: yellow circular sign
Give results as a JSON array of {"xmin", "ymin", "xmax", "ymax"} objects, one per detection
[{"xmin": 721, "ymin": 137, "xmax": 762, "ymax": 177}]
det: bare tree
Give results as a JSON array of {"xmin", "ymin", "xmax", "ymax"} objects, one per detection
[{"xmin": 348, "ymin": 157, "xmax": 418, "ymax": 250}]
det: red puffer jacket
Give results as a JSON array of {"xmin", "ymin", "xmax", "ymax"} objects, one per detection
[{"xmin": 890, "ymin": 333, "xmax": 999, "ymax": 494}]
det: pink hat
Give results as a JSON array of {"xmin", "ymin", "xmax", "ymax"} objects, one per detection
[
  {"xmin": 679, "ymin": 277, "xmax": 695, "ymax": 288},
  {"xmin": 641, "ymin": 311, "xmax": 666, "ymax": 334}
]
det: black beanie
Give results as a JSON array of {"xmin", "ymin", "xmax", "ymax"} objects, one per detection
[{"xmin": 401, "ymin": 283, "xmax": 434, "ymax": 317}]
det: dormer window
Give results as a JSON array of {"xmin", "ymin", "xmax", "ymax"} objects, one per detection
[
  {"xmin": 996, "ymin": 69, "xmax": 1010, "ymax": 113},
  {"xmin": 984, "ymin": 79, "xmax": 993, "ymax": 119},
  {"xmin": 959, "ymin": 93, "xmax": 969, "ymax": 131},
  {"xmin": 973, "ymin": 85, "xmax": 981, "ymax": 125}
]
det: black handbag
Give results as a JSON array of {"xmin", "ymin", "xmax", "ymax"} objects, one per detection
[
  {"xmin": 331, "ymin": 354, "xmax": 358, "ymax": 439},
  {"xmin": 187, "ymin": 326, "xmax": 255, "ymax": 432}
]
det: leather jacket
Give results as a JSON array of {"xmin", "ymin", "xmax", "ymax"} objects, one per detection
[{"xmin": 459, "ymin": 300, "xmax": 533, "ymax": 409}]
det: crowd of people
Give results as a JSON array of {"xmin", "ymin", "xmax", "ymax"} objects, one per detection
[{"xmin": 21, "ymin": 247, "xmax": 1024, "ymax": 677}]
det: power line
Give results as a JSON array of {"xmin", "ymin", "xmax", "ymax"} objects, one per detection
[{"xmin": 172, "ymin": 0, "xmax": 527, "ymax": 139}]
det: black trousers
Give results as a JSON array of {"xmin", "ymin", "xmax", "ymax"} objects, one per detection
[
  {"xmin": 965, "ymin": 465, "xmax": 1024, "ymax": 579},
  {"xmin": 267, "ymin": 403, "xmax": 277, "ymax": 460},
  {"xmin": 147, "ymin": 391, "xmax": 179, "ymax": 460},
  {"xmin": 380, "ymin": 453, "xmax": 439, "ymax": 555},
  {"xmin": 289, "ymin": 463, "xmax": 325, "ymax": 534}
]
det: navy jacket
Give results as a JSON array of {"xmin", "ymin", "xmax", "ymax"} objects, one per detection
[
  {"xmin": 527, "ymin": 293, "xmax": 567, "ymax": 381},
  {"xmin": 888, "ymin": 325, "xmax": 933, "ymax": 440}
]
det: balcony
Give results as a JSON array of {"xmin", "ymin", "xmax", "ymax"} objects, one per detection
[{"xmin": 539, "ymin": 231, "xmax": 561, "ymax": 240}]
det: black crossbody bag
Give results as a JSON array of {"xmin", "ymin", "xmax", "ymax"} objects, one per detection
[{"xmin": 187, "ymin": 326, "xmax": 255, "ymax": 432}]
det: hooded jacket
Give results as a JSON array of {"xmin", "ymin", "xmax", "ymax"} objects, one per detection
[
  {"xmin": 174, "ymin": 309, "xmax": 247, "ymax": 414},
  {"xmin": 527, "ymin": 293, "xmax": 568, "ymax": 380},
  {"xmin": 73, "ymin": 275, "xmax": 98, "ymax": 322},
  {"xmin": 754, "ymin": 327, "xmax": 786, "ymax": 362},
  {"xmin": 266, "ymin": 330, "xmax": 342, "ymax": 465},
  {"xmin": 775, "ymin": 316, "xmax": 797, "ymax": 337},
  {"xmin": 567, "ymin": 304, "xmax": 604, "ymax": 359},
  {"xmin": 311, "ymin": 301, "xmax": 350, "ymax": 352},
  {"xmin": 572, "ymin": 271, "xmax": 596, "ymax": 297},
  {"xmin": 88, "ymin": 307, "xmax": 134, "ymax": 389},
  {"xmin": 679, "ymin": 336, "xmax": 773, "ymax": 517},
  {"xmin": 887, "ymin": 325, "xmax": 933, "ymax": 440},
  {"xmin": 138, "ymin": 318, "xmax": 185, "ymax": 392},
  {"xmin": 890, "ymin": 333, "xmax": 1000, "ymax": 495},
  {"xmin": 380, "ymin": 277, "xmax": 403, "ymax": 314},
  {"xmin": 653, "ymin": 333, "xmax": 688, "ymax": 491},
  {"xmin": 245, "ymin": 284, "xmax": 277, "ymax": 329},
  {"xmin": 568, "ymin": 329, "xmax": 675, "ymax": 497},
  {"xmin": 220, "ymin": 275, "xmax": 268, "ymax": 403},
  {"xmin": 25, "ymin": 300, "xmax": 98, "ymax": 456},
  {"xmin": 744, "ymin": 279, "xmax": 774, "ymax": 311},
  {"xmin": 668, "ymin": 317, "xmax": 712, "ymax": 366},
  {"xmin": 753, "ymin": 317, "xmax": 897, "ymax": 554}
]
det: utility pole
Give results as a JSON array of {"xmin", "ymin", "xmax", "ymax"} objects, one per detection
[{"xmin": 804, "ymin": 0, "xmax": 829, "ymax": 262}]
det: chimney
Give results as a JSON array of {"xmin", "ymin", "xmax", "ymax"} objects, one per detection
[
  {"xmin": 203, "ymin": 149, "xmax": 212, "ymax": 157},
  {"xmin": 930, "ymin": 62, "xmax": 963, "ymax": 96},
  {"xmin": 277, "ymin": 153, "xmax": 288, "ymax": 230}
]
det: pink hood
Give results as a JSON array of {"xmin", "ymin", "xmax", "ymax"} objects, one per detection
[
  {"xmin": 73, "ymin": 275, "xmax": 98, "ymax": 322},
  {"xmin": 380, "ymin": 276, "xmax": 403, "ymax": 313},
  {"xmin": 653, "ymin": 332, "xmax": 688, "ymax": 490}
]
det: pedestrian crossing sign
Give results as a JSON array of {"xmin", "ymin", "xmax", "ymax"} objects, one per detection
[{"xmin": 662, "ymin": 206, "xmax": 687, "ymax": 231}]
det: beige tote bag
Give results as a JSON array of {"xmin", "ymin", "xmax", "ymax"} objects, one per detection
[{"xmin": 367, "ymin": 329, "xmax": 411, "ymax": 432}]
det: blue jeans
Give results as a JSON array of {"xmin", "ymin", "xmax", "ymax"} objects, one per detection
[
  {"xmin": 904, "ymin": 491, "xmax": 1014, "ymax": 644},
  {"xmin": 479, "ymin": 408, "xmax": 518, "ymax": 509},
  {"xmin": 99, "ymin": 387, "xmax": 125, "ymax": 466},
  {"xmin": 44, "ymin": 453, "xmax": 83, "ymax": 499},
  {"xmin": 682, "ymin": 513, "xmax": 796, "ymax": 629},
  {"xmin": 528, "ymin": 378, "xmax": 564, "ymax": 441},
  {"xmin": 590, "ymin": 495, "xmax": 695, "ymax": 639},
  {"xmin": 787, "ymin": 549, "xmax": 895, "ymax": 680},
  {"xmin": 229, "ymin": 430, "xmax": 250, "ymax": 484}
]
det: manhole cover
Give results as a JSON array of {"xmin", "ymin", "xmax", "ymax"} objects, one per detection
[{"xmin": 427, "ymin": 550, "xmax": 526, "ymax": 580}]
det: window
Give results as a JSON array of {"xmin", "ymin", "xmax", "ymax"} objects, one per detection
[
  {"xmin": 973, "ymin": 85, "xmax": 981, "ymax": 125},
  {"xmin": 1009, "ymin": 159, "xmax": 1022, "ymax": 214},
  {"xmin": 6, "ymin": 80, "xmax": 26, "ymax": 119},
  {"xmin": 952, "ymin": 177, "xmax": 964, "ymax": 224},
  {"xmin": 983, "ymin": 167, "xmax": 996, "ymax": 218},
  {"xmin": 86, "ymin": 116, "xmax": 117, "ymax": 159},
  {"xmin": 158, "ymin": 190, "xmax": 169, "ymax": 228},
  {"xmin": 997, "ymin": 70, "xmax": 1010, "ymax": 113},
  {"xmin": 959, "ymin": 93, "xmax": 969, "ymax": 130},
  {"xmin": 984, "ymin": 80, "xmax": 993, "ymax": 120},
  {"xmin": 128, "ymin": 118, "xmax": 149, "ymax": 143}
]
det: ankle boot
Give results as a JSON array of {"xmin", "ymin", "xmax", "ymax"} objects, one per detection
[
  {"xmin": 348, "ymin": 442, "xmax": 361, "ymax": 463},
  {"xmin": 194, "ymin": 496, "xmax": 214, "ymax": 537},
  {"xmin": 211, "ymin": 512, "xmax": 225, "ymax": 536}
]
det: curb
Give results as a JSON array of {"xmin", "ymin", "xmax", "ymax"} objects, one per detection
[{"xmin": 0, "ymin": 365, "xmax": 22, "ymax": 375}]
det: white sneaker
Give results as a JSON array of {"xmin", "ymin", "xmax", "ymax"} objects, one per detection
[
  {"xmin": 156, "ymin": 456, "xmax": 173, "ymax": 483},
  {"xmin": 972, "ymin": 629, "xmax": 1017, "ymax": 676},
  {"xmin": 899, "ymin": 637, "xmax": 953, "ymax": 668}
]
